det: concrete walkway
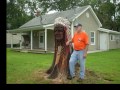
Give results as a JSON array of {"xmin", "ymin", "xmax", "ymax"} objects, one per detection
[{"xmin": 88, "ymin": 50, "xmax": 107, "ymax": 54}]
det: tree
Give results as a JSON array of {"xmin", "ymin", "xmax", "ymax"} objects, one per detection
[
  {"xmin": 98, "ymin": 2, "xmax": 116, "ymax": 30},
  {"xmin": 7, "ymin": 0, "xmax": 34, "ymax": 29},
  {"xmin": 38, "ymin": 0, "xmax": 120, "ymax": 31},
  {"xmin": 7, "ymin": 0, "xmax": 120, "ymax": 31},
  {"xmin": 115, "ymin": 2, "xmax": 120, "ymax": 31}
]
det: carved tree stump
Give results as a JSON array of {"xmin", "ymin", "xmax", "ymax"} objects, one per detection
[
  {"xmin": 46, "ymin": 24, "xmax": 73, "ymax": 80},
  {"xmin": 46, "ymin": 17, "xmax": 81, "ymax": 81}
]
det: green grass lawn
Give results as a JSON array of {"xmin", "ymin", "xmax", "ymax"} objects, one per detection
[{"xmin": 7, "ymin": 48, "xmax": 120, "ymax": 84}]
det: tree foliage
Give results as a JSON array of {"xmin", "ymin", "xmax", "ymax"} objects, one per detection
[
  {"xmin": 7, "ymin": 0, "xmax": 120, "ymax": 31},
  {"xmin": 7, "ymin": 0, "xmax": 34, "ymax": 29}
]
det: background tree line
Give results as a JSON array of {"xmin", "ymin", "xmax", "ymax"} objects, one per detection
[{"xmin": 7, "ymin": 0, "xmax": 120, "ymax": 31}]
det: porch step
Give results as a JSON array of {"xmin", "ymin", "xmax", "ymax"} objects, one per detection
[
  {"xmin": 12, "ymin": 48, "xmax": 21, "ymax": 52},
  {"xmin": 11, "ymin": 48, "xmax": 54, "ymax": 54},
  {"xmin": 28, "ymin": 50, "xmax": 47, "ymax": 54}
]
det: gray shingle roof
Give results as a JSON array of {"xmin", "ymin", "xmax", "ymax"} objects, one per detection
[{"xmin": 20, "ymin": 5, "xmax": 89, "ymax": 28}]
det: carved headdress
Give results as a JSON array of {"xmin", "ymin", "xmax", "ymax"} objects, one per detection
[{"xmin": 54, "ymin": 17, "xmax": 72, "ymax": 41}]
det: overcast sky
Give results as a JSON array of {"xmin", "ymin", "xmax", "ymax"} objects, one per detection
[
  {"xmin": 46, "ymin": 0, "xmax": 120, "ymax": 14},
  {"xmin": 110, "ymin": 0, "xmax": 120, "ymax": 3}
]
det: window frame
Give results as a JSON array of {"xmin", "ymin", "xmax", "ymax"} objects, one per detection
[
  {"xmin": 90, "ymin": 31, "xmax": 95, "ymax": 45},
  {"xmin": 110, "ymin": 34, "xmax": 116, "ymax": 41}
]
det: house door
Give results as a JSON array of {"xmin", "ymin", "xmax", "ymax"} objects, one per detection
[
  {"xmin": 39, "ymin": 31, "xmax": 44, "ymax": 49},
  {"xmin": 100, "ymin": 32, "xmax": 108, "ymax": 50}
]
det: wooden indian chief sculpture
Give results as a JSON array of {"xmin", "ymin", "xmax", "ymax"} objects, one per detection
[{"xmin": 46, "ymin": 17, "xmax": 73, "ymax": 80}]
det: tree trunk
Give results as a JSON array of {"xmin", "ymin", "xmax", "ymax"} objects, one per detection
[{"xmin": 46, "ymin": 24, "xmax": 73, "ymax": 80}]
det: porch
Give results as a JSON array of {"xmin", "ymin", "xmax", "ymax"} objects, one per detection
[{"xmin": 7, "ymin": 24, "xmax": 55, "ymax": 53}]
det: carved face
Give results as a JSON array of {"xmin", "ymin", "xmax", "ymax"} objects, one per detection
[{"xmin": 54, "ymin": 24, "xmax": 64, "ymax": 41}]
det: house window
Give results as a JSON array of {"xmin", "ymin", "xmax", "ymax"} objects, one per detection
[
  {"xmin": 12, "ymin": 33, "xmax": 17, "ymax": 35},
  {"xmin": 90, "ymin": 31, "xmax": 95, "ymax": 45},
  {"xmin": 110, "ymin": 35, "xmax": 115, "ymax": 41}
]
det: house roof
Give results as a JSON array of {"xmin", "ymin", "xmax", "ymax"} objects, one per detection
[
  {"xmin": 98, "ymin": 28, "xmax": 120, "ymax": 34},
  {"xmin": 7, "ymin": 5, "xmax": 102, "ymax": 33},
  {"xmin": 20, "ymin": 5, "xmax": 89, "ymax": 28}
]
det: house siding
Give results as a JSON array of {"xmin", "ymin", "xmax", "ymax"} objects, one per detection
[
  {"xmin": 7, "ymin": 33, "xmax": 23, "ymax": 44},
  {"xmin": 73, "ymin": 9, "xmax": 99, "ymax": 51},
  {"xmin": 109, "ymin": 34, "xmax": 120, "ymax": 49}
]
